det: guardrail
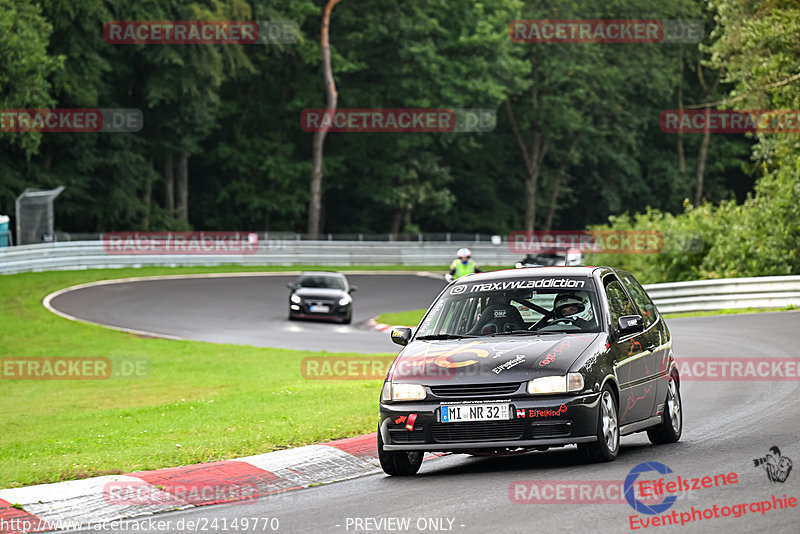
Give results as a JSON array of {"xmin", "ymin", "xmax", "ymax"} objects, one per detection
[
  {"xmin": 43, "ymin": 231, "xmax": 504, "ymax": 243},
  {"xmin": 644, "ymin": 276, "xmax": 800, "ymax": 314},
  {"xmin": 0, "ymin": 240, "xmax": 518, "ymax": 275}
]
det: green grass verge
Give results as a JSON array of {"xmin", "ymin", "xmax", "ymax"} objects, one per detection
[
  {"xmin": 0, "ymin": 265, "xmax": 433, "ymax": 489},
  {"xmin": 375, "ymin": 309, "xmax": 427, "ymax": 326}
]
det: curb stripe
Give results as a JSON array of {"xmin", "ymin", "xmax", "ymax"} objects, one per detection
[
  {"xmin": 129, "ymin": 461, "xmax": 283, "ymax": 506},
  {"xmin": 323, "ymin": 432, "xmax": 379, "ymax": 460},
  {"xmin": 0, "ymin": 432, "xmax": 447, "ymax": 531},
  {"xmin": 366, "ymin": 318, "xmax": 413, "ymax": 332},
  {"xmin": 238, "ymin": 445, "xmax": 380, "ymax": 488},
  {"xmin": 0, "ymin": 499, "xmax": 50, "ymax": 534},
  {"xmin": 0, "ymin": 475, "xmax": 182, "ymax": 529}
]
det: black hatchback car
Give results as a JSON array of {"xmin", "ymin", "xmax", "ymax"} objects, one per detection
[
  {"xmin": 378, "ymin": 267, "xmax": 682, "ymax": 475},
  {"xmin": 287, "ymin": 271, "xmax": 356, "ymax": 324}
]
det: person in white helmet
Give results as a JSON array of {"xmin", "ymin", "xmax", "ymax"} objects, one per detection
[
  {"xmin": 447, "ymin": 248, "xmax": 481, "ymax": 281},
  {"xmin": 550, "ymin": 292, "xmax": 593, "ymax": 329}
]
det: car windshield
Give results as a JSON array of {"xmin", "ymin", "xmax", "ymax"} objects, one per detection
[
  {"xmin": 416, "ymin": 277, "xmax": 600, "ymax": 337},
  {"xmin": 297, "ymin": 275, "xmax": 345, "ymax": 290}
]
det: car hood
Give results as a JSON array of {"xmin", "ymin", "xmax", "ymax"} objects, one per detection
[
  {"xmin": 390, "ymin": 334, "xmax": 599, "ymax": 385},
  {"xmin": 294, "ymin": 287, "xmax": 347, "ymax": 298}
]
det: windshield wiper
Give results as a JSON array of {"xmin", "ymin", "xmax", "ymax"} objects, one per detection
[{"xmin": 416, "ymin": 333, "xmax": 480, "ymax": 340}]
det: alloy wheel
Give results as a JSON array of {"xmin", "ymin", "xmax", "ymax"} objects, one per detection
[{"xmin": 601, "ymin": 390, "xmax": 619, "ymax": 452}]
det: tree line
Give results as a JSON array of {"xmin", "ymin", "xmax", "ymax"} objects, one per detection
[{"xmin": 0, "ymin": 0, "xmax": 796, "ymax": 264}]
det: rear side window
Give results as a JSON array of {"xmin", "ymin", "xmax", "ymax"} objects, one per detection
[
  {"xmin": 604, "ymin": 278, "xmax": 635, "ymax": 329},
  {"xmin": 619, "ymin": 272, "xmax": 658, "ymax": 328}
]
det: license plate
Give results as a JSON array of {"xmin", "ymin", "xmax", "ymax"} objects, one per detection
[
  {"xmin": 309, "ymin": 305, "xmax": 330, "ymax": 313},
  {"xmin": 441, "ymin": 404, "xmax": 509, "ymax": 423}
]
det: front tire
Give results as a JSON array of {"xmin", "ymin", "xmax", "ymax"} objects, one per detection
[
  {"xmin": 378, "ymin": 430, "xmax": 423, "ymax": 476},
  {"xmin": 578, "ymin": 386, "xmax": 619, "ymax": 463},
  {"xmin": 647, "ymin": 373, "xmax": 682, "ymax": 444}
]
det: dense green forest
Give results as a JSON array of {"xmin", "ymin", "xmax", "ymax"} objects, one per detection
[{"xmin": 1, "ymin": 1, "xmax": 797, "ymax": 278}]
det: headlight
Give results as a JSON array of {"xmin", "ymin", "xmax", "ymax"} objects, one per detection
[
  {"xmin": 338, "ymin": 295, "xmax": 352, "ymax": 306},
  {"xmin": 383, "ymin": 383, "xmax": 426, "ymax": 402},
  {"xmin": 527, "ymin": 373, "xmax": 584, "ymax": 395},
  {"xmin": 290, "ymin": 294, "xmax": 302, "ymax": 304}
]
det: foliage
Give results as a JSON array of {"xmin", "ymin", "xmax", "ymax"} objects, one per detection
[
  {"xmin": 0, "ymin": 0, "xmax": 795, "ymax": 281},
  {"xmin": 590, "ymin": 0, "xmax": 800, "ymax": 282}
]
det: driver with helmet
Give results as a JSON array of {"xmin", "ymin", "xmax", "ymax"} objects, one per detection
[{"xmin": 551, "ymin": 292, "xmax": 593, "ymax": 330}]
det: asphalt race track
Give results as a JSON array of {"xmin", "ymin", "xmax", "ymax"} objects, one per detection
[
  {"xmin": 48, "ymin": 275, "xmax": 800, "ymax": 533},
  {"xmin": 48, "ymin": 273, "xmax": 447, "ymax": 353}
]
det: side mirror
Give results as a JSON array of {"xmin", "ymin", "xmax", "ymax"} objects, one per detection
[
  {"xmin": 348, "ymin": 285, "xmax": 358, "ymax": 293},
  {"xmin": 287, "ymin": 282, "xmax": 297, "ymax": 290},
  {"xmin": 390, "ymin": 327, "xmax": 412, "ymax": 346},
  {"xmin": 618, "ymin": 315, "xmax": 644, "ymax": 335}
]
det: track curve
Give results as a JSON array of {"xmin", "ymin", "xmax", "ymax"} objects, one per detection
[{"xmin": 46, "ymin": 272, "xmax": 447, "ymax": 353}]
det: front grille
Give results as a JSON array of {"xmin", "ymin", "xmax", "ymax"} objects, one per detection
[
  {"xmin": 431, "ymin": 420, "xmax": 524, "ymax": 443},
  {"xmin": 302, "ymin": 299, "xmax": 341, "ymax": 313},
  {"xmin": 530, "ymin": 421, "xmax": 572, "ymax": 438},
  {"xmin": 429, "ymin": 383, "xmax": 521, "ymax": 398},
  {"xmin": 388, "ymin": 428, "xmax": 426, "ymax": 444},
  {"xmin": 306, "ymin": 300, "xmax": 336, "ymax": 307}
]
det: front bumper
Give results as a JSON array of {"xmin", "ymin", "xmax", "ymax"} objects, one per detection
[
  {"xmin": 289, "ymin": 303, "xmax": 351, "ymax": 321},
  {"xmin": 289, "ymin": 311, "xmax": 349, "ymax": 321},
  {"xmin": 379, "ymin": 391, "xmax": 601, "ymax": 452}
]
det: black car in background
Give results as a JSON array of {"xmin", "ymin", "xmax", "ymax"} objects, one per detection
[
  {"xmin": 378, "ymin": 267, "xmax": 681, "ymax": 475},
  {"xmin": 287, "ymin": 271, "xmax": 356, "ymax": 324},
  {"xmin": 515, "ymin": 250, "xmax": 582, "ymax": 268}
]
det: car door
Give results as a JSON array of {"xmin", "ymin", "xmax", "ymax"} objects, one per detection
[
  {"xmin": 603, "ymin": 274, "xmax": 656, "ymax": 425},
  {"xmin": 618, "ymin": 271, "xmax": 671, "ymax": 415}
]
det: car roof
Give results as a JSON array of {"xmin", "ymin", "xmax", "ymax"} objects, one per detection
[
  {"xmin": 453, "ymin": 266, "xmax": 610, "ymax": 283},
  {"xmin": 298, "ymin": 271, "xmax": 346, "ymax": 278}
]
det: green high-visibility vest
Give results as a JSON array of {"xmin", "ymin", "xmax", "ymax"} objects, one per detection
[{"xmin": 451, "ymin": 259, "xmax": 477, "ymax": 279}]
